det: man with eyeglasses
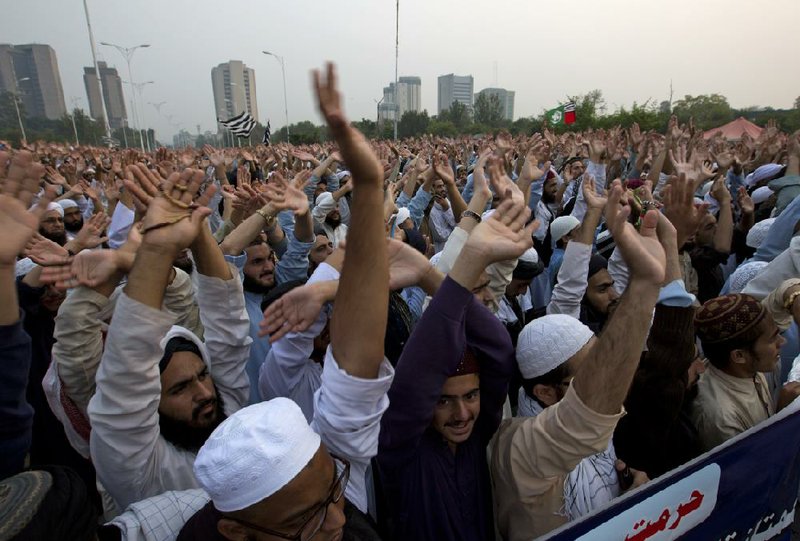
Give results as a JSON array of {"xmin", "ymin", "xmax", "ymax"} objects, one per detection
[{"xmin": 178, "ymin": 62, "xmax": 393, "ymax": 541}]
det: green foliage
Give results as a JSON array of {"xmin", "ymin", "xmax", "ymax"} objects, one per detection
[
  {"xmin": 474, "ymin": 93, "xmax": 504, "ymax": 127},
  {"xmin": 438, "ymin": 101, "xmax": 470, "ymax": 129},
  {"xmin": 398, "ymin": 110, "xmax": 430, "ymax": 138},
  {"xmin": 428, "ymin": 119, "xmax": 458, "ymax": 137},
  {"xmin": 672, "ymin": 94, "xmax": 733, "ymax": 129}
]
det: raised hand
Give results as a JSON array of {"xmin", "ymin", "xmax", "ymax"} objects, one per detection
[
  {"xmin": 582, "ymin": 173, "xmax": 608, "ymax": 211},
  {"xmin": 387, "ymin": 237, "xmax": 435, "ymax": 290},
  {"xmin": 72, "ymin": 211, "xmax": 111, "ymax": 251},
  {"xmin": 661, "ymin": 173, "xmax": 708, "ymax": 248},
  {"xmin": 25, "ymin": 233, "xmax": 69, "ymax": 266},
  {"xmin": 606, "ymin": 179, "xmax": 665, "ymax": 285},
  {"xmin": 433, "ymin": 153, "xmax": 455, "ymax": 185},
  {"xmin": 259, "ymin": 280, "xmax": 333, "ymax": 342},
  {"xmin": 313, "ymin": 62, "xmax": 383, "ymax": 187},
  {"xmin": 40, "ymin": 248, "xmax": 126, "ymax": 290},
  {"xmin": 263, "ymin": 171, "xmax": 311, "ymax": 215},
  {"xmin": 237, "ymin": 164, "xmax": 251, "ymax": 186},
  {"xmin": 123, "ymin": 166, "xmax": 216, "ymax": 252},
  {"xmin": 487, "ymin": 155, "xmax": 524, "ymax": 204},
  {"xmin": 464, "ymin": 196, "xmax": 536, "ymax": 264},
  {"xmin": 737, "ymin": 186, "xmax": 754, "ymax": 215},
  {"xmin": 0, "ymin": 150, "xmax": 50, "ymax": 265}
]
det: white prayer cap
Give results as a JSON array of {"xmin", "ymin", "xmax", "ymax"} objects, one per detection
[
  {"xmin": 518, "ymin": 247, "xmax": 539, "ymax": 265},
  {"xmin": 315, "ymin": 192, "xmax": 334, "ymax": 207},
  {"xmin": 394, "ymin": 207, "xmax": 411, "ymax": 225},
  {"xmin": 194, "ymin": 398, "xmax": 321, "ymax": 513},
  {"xmin": 57, "ymin": 199, "xmax": 79, "ymax": 210},
  {"xmin": 751, "ymin": 186, "xmax": 774, "ymax": 205},
  {"xmin": 516, "ymin": 314, "xmax": 593, "ymax": 379},
  {"xmin": 729, "ymin": 261, "xmax": 768, "ymax": 294},
  {"xmin": 746, "ymin": 218, "xmax": 776, "ymax": 249},
  {"xmin": 45, "ymin": 202, "xmax": 63, "ymax": 217},
  {"xmin": 745, "ymin": 163, "xmax": 784, "ymax": 187},
  {"xmin": 336, "ymin": 170, "xmax": 351, "ymax": 180},
  {"xmin": 549, "ymin": 216, "xmax": 580, "ymax": 243}
]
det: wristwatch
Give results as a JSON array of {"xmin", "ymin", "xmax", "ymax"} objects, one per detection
[
  {"xmin": 256, "ymin": 208, "xmax": 276, "ymax": 229},
  {"xmin": 461, "ymin": 210, "xmax": 482, "ymax": 223}
]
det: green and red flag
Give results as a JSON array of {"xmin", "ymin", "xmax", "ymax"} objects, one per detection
[{"xmin": 546, "ymin": 102, "xmax": 576, "ymax": 125}]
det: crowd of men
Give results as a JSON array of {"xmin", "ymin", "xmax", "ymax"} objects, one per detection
[{"xmin": 2, "ymin": 61, "xmax": 800, "ymax": 540}]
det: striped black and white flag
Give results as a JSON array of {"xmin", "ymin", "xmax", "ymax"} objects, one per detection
[
  {"xmin": 262, "ymin": 120, "xmax": 271, "ymax": 146},
  {"xmin": 219, "ymin": 112, "xmax": 256, "ymax": 138}
]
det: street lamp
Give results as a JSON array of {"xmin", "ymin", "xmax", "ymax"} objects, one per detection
[
  {"xmin": 100, "ymin": 41, "xmax": 150, "ymax": 151},
  {"xmin": 262, "ymin": 50, "xmax": 289, "ymax": 144},
  {"xmin": 11, "ymin": 76, "xmax": 30, "ymax": 143},
  {"xmin": 69, "ymin": 97, "xmax": 81, "ymax": 145},
  {"xmin": 124, "ymin": 79, "xmax": 154, "ymax": 152}
]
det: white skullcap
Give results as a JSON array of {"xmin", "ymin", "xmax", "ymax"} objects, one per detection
[
  {"xmin": 693, "ymin": 197, "xmax": 704, "ymax": 206},
  {"xmin": 751, "ymin": 186, "xmax": 774, "ymax": 205},
  {"xmin": 746, "ymin": 163, "xmax": 784, "ymax": 187},
  {"xmin": 57, "ymin": 199, "xmax": 78, "ymax": 210},
  {"xmin": 194, "ymin": 398, "xmax": 321, "ymax": 513},
  {"xmin": 45, "ymin": 202, "xmax": 64, "ymax": 217},
  {"xmin": 698, "ymin": 181, "xmax": 713, "ymax": 198},
  {"xmin": 315, "ymin": 192, "xmax": 334, "ymax": 207},
  {"xmin": 746, "ymin": 218, "xmax": 776, "ymax": 249},
  {"xmin": 516, "ymin": 314, "xmax": 594, "ymax": 379},
  {"xmin": 729, "ymin": 261, "xmax": 768, "ymax": 293},
  {"xmin": 518, "ymin": 247, "xmax": 539, "ymax": 265},
  {"xmin": 549, "ymin": 216, "xmax": 580, "ymax": 243},
  {"xmin": 394, "ymin": 207, "xmax": 411, "ymax": 225},
  {"xmin": 336, "ymin": 170, "xmax": 351, "ymax": 180}
]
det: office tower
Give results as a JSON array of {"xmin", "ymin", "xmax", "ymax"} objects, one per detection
[
  {"xmin": 84, "ymin": 61, "xmax": 127, "ymax": 129},
  {"xmin": 437, "ymin": 74, "xmax": 474, "ymax": 114},
  {"xmin": 211, "ymin": 60, "xmax": 258, "ymax": 124},
  {"xmin": 475, "ymin": 87, "xmax": 515, "ymax": 121},
  {"xmin": 0, "ymin": 43, "xmax": 66, "ymax": 120},
  {"xmin": 378, "ymin": 76, "xmax": 422, "ymax": 122}
]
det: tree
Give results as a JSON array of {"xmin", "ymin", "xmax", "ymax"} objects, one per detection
[
  {"xmin": 474, "ymin": 93, "xmax": 505, "ymax": 127},
  {"xmin": 398, "ymin": 110, "xmax": 430, "ymax": 138},
  {"xmin": 672, "ymin": 94, "xmax": 734, "ymax": 129},
  {"xmin": 428, "ymin": 119, "xmax": 458, "ymax": 137},
  {"xmin": 794, "ymin": 96, "xmax": 800, "ymax": 110},
  {"xmin": 439, "ymin": 101, "xmax": 470, "ymax": 129},
  {"xmin": 352, "ymin": 118, "xmax": 378, "ymax": 139}
]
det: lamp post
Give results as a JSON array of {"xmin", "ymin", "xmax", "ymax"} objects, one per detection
[
  {"xmin": 69, "ymin": 97, "xmax": 81, "ymax": 145},
  {"xmin": 262, "ymin": 50, "xmax": 289, "ymax": 144},
  {"xmin": 100, "ymin": 41, "xmax": 150, "ymax": 151},
  {"xmin": 82, "ymin": 0, "xmax": 112, "ymax": 141},
  {"xmin": 124, "ymin": 79, "xmax": 154, "ymax": 152},
  {"xmin": 11, "ymin": 76, "xmax": 30, "ymax": 143}
]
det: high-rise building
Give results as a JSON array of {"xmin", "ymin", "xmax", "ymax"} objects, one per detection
[
  {"xmin": 378, "ymin": 76, "xmax": 422, "ymax": 123},
  {"xmin": 438, "ymin": 74, "xmax": 474, "ymax": 115},
  {"xmin": 211, "ymin": 61, "xmax": 258, "ymax": 126},
  {"xmin": 0, "ymin": 43, "xmax": 66, "ymax": 120},
  {"xmin": 475, "ymin": 87, "xmax": 515, "ymax": 121},
  {"xmin": 83, "ymin": 61, "xmax": 127, "ymax": 129}
]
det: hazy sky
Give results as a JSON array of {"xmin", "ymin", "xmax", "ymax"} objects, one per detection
[{"xmin": 3, "ymin": 0, "xmax": 799, "ymax": 142}]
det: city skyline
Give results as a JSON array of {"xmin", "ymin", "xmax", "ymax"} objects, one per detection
[
  {"xmin": 1, "ymin": 0, "xmax": 798, "ymax": 142},
  {"xmin": 83, "ymin": 60, "xmax": 127, "ymax": 129}
]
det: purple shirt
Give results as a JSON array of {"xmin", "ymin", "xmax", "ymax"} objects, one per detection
[{"xmin": 377, "ymin": 276, "xmax": 514, "ymax": 540}]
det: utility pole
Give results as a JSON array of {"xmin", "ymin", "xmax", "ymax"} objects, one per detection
[
  {"xmin": 394, "ymin": 0, "xmax": 399, "ymax": 140},
  {"xmin": 82, "ymin": 0, "xmax": 112, "ymax": 141}
]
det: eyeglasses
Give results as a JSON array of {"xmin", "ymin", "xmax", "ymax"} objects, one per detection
[{"xmin": 225, "ymin": 454, "xmax": 350, "ymax": 541}]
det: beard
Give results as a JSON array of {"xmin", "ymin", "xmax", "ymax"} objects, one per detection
[
  {"xmin": 242, "ymin": 273, "xmax": 273, "ymax": 295},
  {"xmin": 325, "ymin": 215, "xmax": 341, "ymax": 228},
  {"xmin": 542, "ymin": 191, "xmax": 555, "ymax": 205},
  {"xmin": 159, "ymin": 392, "xmax": 226, "ymax": 453},
  {"xmin": 64, "ymin": 218, "xmax": 84, "ymax": 233},
  {"xmin": 173, "ymin": 255, "xmax": 194, "ymax": 276},
  {"xmin": 39, "ymin": 227, "xmax": 67, "ymax": 247}
]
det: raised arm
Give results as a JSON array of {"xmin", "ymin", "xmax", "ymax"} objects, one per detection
[
  {"xmin": 0, "ymin": 150, "xmax": 47, "ymax": 478},
  {"xmin": 572, "ymin": 180, "xmax": 666, "ymax": 415}
]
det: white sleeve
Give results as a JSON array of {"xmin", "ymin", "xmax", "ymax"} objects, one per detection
[
  {"xmin": 311, "ymin": 348, "xmax": 394, "ymax": 514},
  {"xmin": 607, "ymin": 246, "xmax": 629, "ymax": 295},
  {"xmin": 193, "ymin": 264, "xmax": 252, "ymax": 413},
  {"xmin": 547, "ymin": 241, "xmax": 591, "ymax": 319},
  {"xmin": 88, "ymin": 293, "xmax": 198, "ymax": 509}
]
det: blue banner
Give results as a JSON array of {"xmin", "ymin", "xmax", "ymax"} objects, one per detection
[{"xmin": 543, "ymin": 398, "xmax": 800, "ymax": 541}]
